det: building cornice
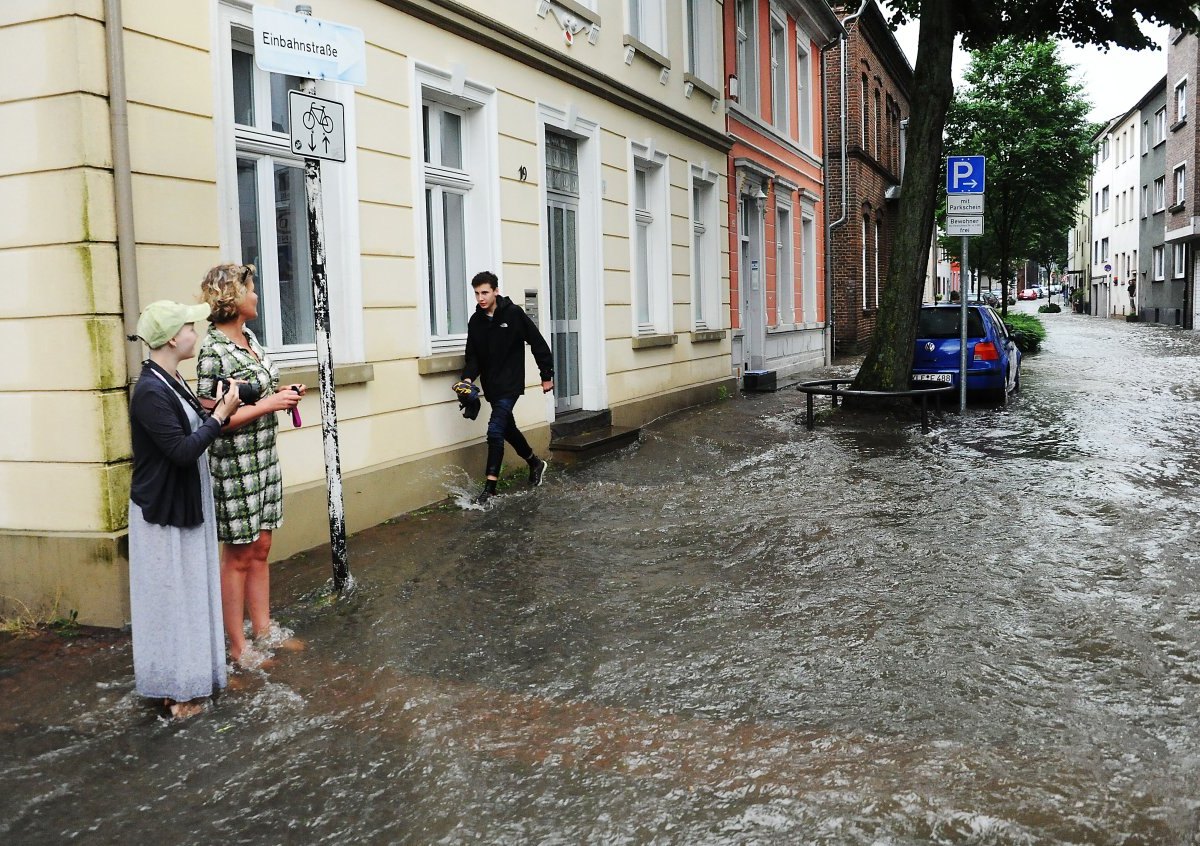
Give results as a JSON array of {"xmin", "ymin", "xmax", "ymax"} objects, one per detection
[{"xmin": 378, "ymin": 0, "xmax": 731, "ymax": 152}]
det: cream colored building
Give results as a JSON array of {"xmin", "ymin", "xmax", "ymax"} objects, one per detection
[{"xmin": 1, "ymin": 0, "xmax": 733, "ymax": 626}]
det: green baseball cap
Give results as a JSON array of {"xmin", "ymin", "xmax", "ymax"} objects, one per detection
[{"xmin": 135, "ymin": 300, "xmax": 211, "ymax": 348}]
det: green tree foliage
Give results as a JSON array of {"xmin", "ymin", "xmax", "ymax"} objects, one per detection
[
  {"xmin": 941, "ymin": 40, "xmax": 1093, "ymax": 317},
  {"xmin": 852, "ymin": 0, "xmax": 1200, "ymax": 394}
]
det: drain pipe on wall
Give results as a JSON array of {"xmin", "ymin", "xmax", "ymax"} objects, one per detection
[
  {"xmin": 824, "ymin": 0, "xmax": 870, "ymax": 364},
  {"xmin": 104, "ymin": 0, "xmax": 142, "ymax": 383}
]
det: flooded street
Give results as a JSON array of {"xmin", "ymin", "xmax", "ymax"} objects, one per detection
[{"xmin": 4, "ymin": 309, "xmax": 1200, "ymax": 844}]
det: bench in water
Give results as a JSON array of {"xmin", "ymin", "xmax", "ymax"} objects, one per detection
[{"xmin": 795, "ymin": 379, "xmax": 956, "ymax": 433}]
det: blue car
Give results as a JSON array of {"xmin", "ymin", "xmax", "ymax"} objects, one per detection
[{"xmin": 910, "ymin": 304, "xmax": 1021, "ymax": 404}]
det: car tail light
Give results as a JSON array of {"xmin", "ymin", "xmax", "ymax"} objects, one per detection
[{"xmin": 973, "ymin": 341, "xmax": 999, "ymax": 361}]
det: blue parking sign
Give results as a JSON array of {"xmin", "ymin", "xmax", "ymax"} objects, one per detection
[{"xmin": 947, "ymin": 156, "xmax": 985, "ymax": 194}]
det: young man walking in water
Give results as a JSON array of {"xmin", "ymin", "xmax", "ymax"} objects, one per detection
[{"xmin": 459, "ymin": 271, "xmax": 554, "ymax": 504}]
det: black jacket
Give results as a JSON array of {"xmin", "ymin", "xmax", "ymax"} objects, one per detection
[
  {"xmin": 129, "ymin": 363, "xmax": 223, "ymax": 527},
  {"xmin": 461, "ymin": 295, "xmax": 554, "ymax": 399}
]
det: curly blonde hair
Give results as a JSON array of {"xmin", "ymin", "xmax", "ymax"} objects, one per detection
[{"xmin": 200, "ymin": 263, "xmax": 254, "ymax": 323}]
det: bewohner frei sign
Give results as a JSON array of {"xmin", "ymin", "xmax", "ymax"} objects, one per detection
[{"xmin": 253, "ymin": 5, "xmax": 367, "ymax": 86}]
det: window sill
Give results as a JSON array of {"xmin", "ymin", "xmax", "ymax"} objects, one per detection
[
  {"xmin": 622, "ymin": 34, "xmax": 670, "ymax": 72},
  {"xmin": 416, "ymin": 352, "xmax": 466, "ymax": 376},
  {"xmin": 1155, "ymin": 139, "xmax": 1167, "ymax": 149},
  {"xmin": 631, "ymin": 333, "xmax": 677, "ymax": 350},
  {"xmin": 683, "ymin": 72, "xmax": 720, "ymax": 102},
  {"xmin": 690, "ymin": 329, "xmax": 726, "ymax": 343},
  {"xmin": 1154, "ymin": 207, "xmax": 1166, "ymax": 215},
  {"xmin": 1171, "ymin": 118, "xmax": 1187, "ymax": 132},
  {"xmin": 1152, "ymin": 277, "xmax": 1166, "ymax": 282},
  {"xmin": 278, "ymin": 362, "xmax": 374, "ymax": 388},
  {"xmin": 1168, "ymin": 202, "xmax": 1186, "ymax": 213}
]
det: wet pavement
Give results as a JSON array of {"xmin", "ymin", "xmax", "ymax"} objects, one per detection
[{"xmin": 3, "ymin": 307, "xmax": 1200, "ymax": 844}]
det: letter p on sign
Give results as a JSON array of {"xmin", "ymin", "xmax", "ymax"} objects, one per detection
[{"xmin": 947, "ymin": 155, "xmax": 985, "ymax": 194}]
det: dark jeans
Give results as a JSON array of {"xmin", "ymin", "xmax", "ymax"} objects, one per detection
[{"xmin": 485, "ymin": 395, "xmax": 533, "ymax": 478}]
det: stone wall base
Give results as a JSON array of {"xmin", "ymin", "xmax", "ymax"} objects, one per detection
[{"xmin": 1, "ymin": 379, "xmax": 733, "ymax": 628}]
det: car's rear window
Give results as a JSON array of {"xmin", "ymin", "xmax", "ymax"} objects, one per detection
[{"xmin": 917, "ymin": 307, "xmax": 987, "ymax": 339}]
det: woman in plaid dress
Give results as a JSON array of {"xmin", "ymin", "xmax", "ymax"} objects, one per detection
[{"xmin": 197, "ymin": 264, "xmax": 305, "ymax": 665}]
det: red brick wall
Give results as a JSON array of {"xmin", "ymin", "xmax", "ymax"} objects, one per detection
[{"xmin": 824, "ymin": 3, "xmax": 911, "ymax": 354}]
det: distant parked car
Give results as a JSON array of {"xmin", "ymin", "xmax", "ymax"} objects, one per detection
[
  {"xmin": 1049, "ymin": 284, "xmax": 1062, "ymax": 294},
  {"xmin": 1017, "ymin": 288, "xmax": 1038, "ymax": 300},
  {"xmin": 911, "ymin": 304, "xmax": 1022, "ymax": 404},
  {"xmin": 981, "ymin": 291, "xmax": 1001, "ymax": 308}
]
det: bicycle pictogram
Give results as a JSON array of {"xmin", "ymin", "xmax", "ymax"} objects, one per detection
[{"xmin": 302, "ymin": 104, "xmax": 335, "ymax": 134}]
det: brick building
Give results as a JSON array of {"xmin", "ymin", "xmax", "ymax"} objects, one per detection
[{"xmin": 823, "ymin": 0, "xmax": 911, "ymax": 354}]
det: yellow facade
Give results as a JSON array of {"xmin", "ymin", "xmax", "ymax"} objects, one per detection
[{"xmin": 0, "ymin": 0, "xmax": 732, "ymax": 626}]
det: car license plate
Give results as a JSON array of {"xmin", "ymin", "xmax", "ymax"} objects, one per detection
[{"xmin": 913, "ymin": 373, "xmax": 953, "ymax": 383}]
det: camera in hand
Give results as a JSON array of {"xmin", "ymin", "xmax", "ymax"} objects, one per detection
[{"xmin": 215, "ymin": 377, "xmax": 261, "ymax": 405}]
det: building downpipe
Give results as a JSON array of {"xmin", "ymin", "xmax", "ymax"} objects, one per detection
[{"xmin": 103, "ymin": 0, "xmax": 141, "ymax": 382}]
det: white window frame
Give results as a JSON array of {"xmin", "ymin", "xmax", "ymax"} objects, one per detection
[
  {"xmin": 735, "ymin": 0, "xmax": 759, "ymax": 114},
  {"xmin": 1101, "ymin": 186, "xmax": 1109, "ymax": 211},
  {"xmin": 411, "ymin": 62, "xmax": 501, "ymax": 354},
  {"xmin": 1174, "ymin": 243, "xmax": 1187, "ymax": 278},
  {"xmin": 1101, "ymin": 238, "xmax": 1110, "ymax": 262},
  {"xmin": 860, "ymin": 74, "xmax": 869, "ymax": 147},
  {"xmin": 1175, "ymin": 163, "xmax": 1187, "ymax": 206},
  {"xmin": 795, "ymin": 34, "xmax": 813, "ymax": 150},
  {"xmin": 769, "ymin": 9, "xmax": 789, "ymax": 134},
  {"xmin": 1142, "ymin": 119, "xmax": 1150, "ymax": 153},
  {"xmin": 1102, "ymin": 138, "xmax": 1109, "ymax": 160},
  {"xmin": 684, "ymin": 0, "xmax": 719, "ymax": 89},
  {"xmin": 775, "ymin": 198, "xmax": 793, "ymax": 326},
  {"xmin": 1156, "ymin": 107, "xmax": 1167, "ymax": 143},
  {"xmin": 1153, "ymin": 245, "xmax": 1165, "ymax": 281},
  {"xmin": 861, "ymin": 216, "xmax": 869, "ymax": 309},
  {"xmin": 1154, "ymin": 176, "xmax": 1166, "ymax": 211},
  {"xmin": 1176, "ymin": 77, "xmax": 1188, "ymax": 123},
  {"xmin": 873, "ymin": 220, "xmax": 881, "ymax": 306},
  {"xmin": 213, "ymin": 1, "xmax": 363, "ymax": 365},
  {"xmin": 630, "ymin": 142, "xmax": 671, "ymax": 335},
  {"xmin": 628, "ymin": 0, "xmax": 667, "ymax": 54},
  {"xmin": 800, "ymin": 207, "xmax": 817, "ymax": 323},
  {"xmin": 1142, "ymin": 185, "xmax": 1148, "ymax": 218},
  {"xmin": 689, "ymin": 167, "xmax": 720, "ymax": 331}
]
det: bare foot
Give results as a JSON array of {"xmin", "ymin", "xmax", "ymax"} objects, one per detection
[
  {"xmin": 234, "ymin": 644, "xmax": 269, "ymax": 670},
  {"xmin": 166, "ymin": 699, "xmax": 206, "ymax": 720},
  {"xmin": 275, "ymin": 637, "xmax": 305, "ymax": 652}
]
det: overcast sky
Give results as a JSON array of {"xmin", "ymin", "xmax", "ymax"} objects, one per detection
[{"xmin": 890, "ymin": 19, "xmax": 1169, "ymax": 125}]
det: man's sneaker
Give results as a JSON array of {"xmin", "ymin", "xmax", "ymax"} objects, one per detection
[{"xmin": 528, "ymin": 457, "xmax": 549, "ymax": 487}]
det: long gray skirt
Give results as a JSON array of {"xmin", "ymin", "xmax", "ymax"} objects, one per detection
[{"xmin": 128, "ymin": 451, "xmax": 227, "ymax": 701}]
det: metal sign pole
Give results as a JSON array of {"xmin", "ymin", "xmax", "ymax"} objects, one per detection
[
  {"xmin": 301, "ymin": 74, "xmax": 350, "ymax": 592},
  {"xmin": 959, "ymin": 236, "xmax": 969, "ymax": 413}
]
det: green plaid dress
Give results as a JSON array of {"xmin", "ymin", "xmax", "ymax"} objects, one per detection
[{"xmin": 196, "ymin": 326, "xmax": 283, "ymax": 544}]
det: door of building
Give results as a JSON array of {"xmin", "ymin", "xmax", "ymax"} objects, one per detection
[
  {"xmin": 739, "ymin": 196, "xmax": 765, "ymax": 371},
  {"xmin": 546, "ymin": 131, "xmax": 582, "ymax": 414}
]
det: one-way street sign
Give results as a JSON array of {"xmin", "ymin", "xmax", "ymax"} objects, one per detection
[
  {"xmin": 288, "ymin": 91, "xmax": 346, "ymax": 163},
  {"xmin": 947, "ymin": 155, "xmax": 986, "ymax": 194}
]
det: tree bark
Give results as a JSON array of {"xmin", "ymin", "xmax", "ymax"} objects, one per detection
[{"xmin": 851, "ymin": 0, "xmax": 956, "ymax": 392}]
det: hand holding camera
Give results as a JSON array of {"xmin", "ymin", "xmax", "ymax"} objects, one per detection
[{"xmin": 212, "ymin": 379, "xmax": 243, "ymax": 425}]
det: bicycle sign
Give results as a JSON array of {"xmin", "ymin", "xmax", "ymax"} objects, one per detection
[{"xmin": 288, "ymin": 91, "xmax": 346, "ymax": 163}]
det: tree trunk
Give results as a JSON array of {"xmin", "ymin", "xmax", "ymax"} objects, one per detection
[{"xmin": 851, "ymin": 0, "xmax": 956, "ymax": 392}]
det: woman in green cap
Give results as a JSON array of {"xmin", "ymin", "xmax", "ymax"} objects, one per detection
[{"xmin": 128, "ymin": 300, "xmax": 241, "ymax": 719}]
